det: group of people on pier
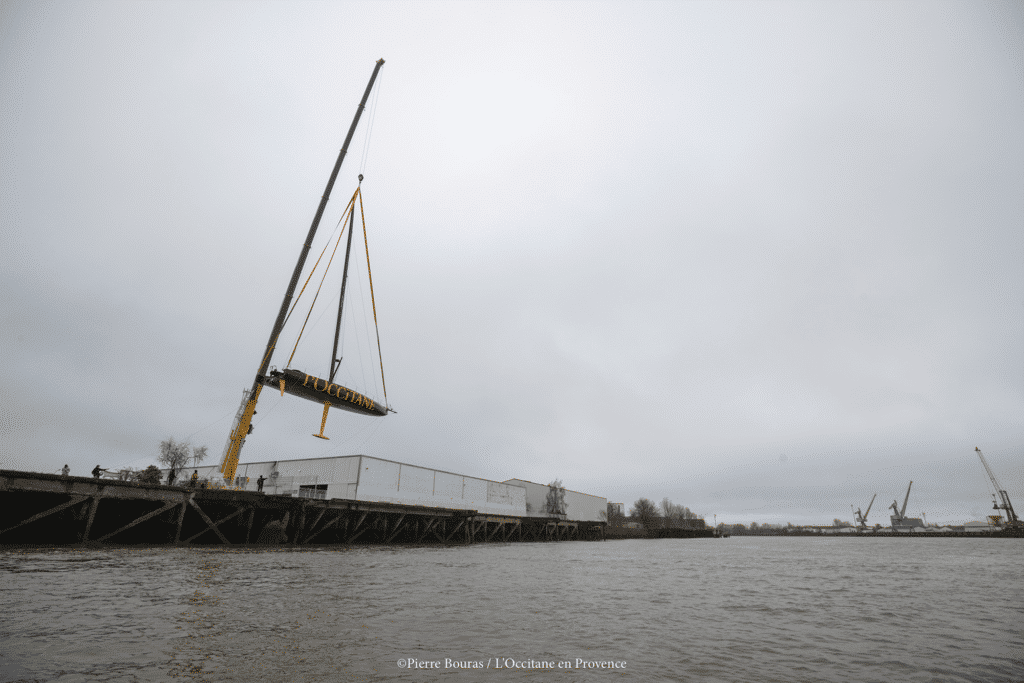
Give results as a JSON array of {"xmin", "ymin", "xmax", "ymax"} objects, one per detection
[{"xmin": 59, "ymin": 464, "xmax": 267, "ymax": 494}]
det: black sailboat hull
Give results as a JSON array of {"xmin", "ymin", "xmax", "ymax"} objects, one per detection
[{"xmin": 261, "ymin": 368, "xmax": 387, "ymax": 417}]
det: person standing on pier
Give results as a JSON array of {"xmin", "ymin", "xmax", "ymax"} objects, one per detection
[
  {"xmin": 61, "ymin": 464, "xmax": 70, "ymax": 478},
  {"xmin": 92, "ymin": 465, "xmax": 104, "ymax": 479},
  {"xmin": 257, "ymin": 475, "xmax": 265, "ymax": 493},
  {"xmin": 189, "ymin": 470, "xmax": 198, "ymax": 488}
]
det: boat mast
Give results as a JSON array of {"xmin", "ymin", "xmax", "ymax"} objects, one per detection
[
  {"xmin": 220, "ymin": 59, "xmax": 384, "ymax": 482},
  {"xmin": 330, "ymin": 187, "xmax": 358, "ymax": 383}
]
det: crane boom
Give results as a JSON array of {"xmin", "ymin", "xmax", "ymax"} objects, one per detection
[
  {"xmin": 900, "ymin": 480, "xmax": 912, "ymax": 517},
  {"xmin": 219, "ymin": 59, "xmax": 385, "ymax": 485},
  {"xmin": 975, "ymin": 447, "xmax": 1020, "ymax": 527},
  {"xmin": 855, "ymin": 493, "xmax": 876, "ymax": 529},
  {"xmin": 976, "ymin": 447, "xmax": 1003, "ymax": 493},
  {"xmin": 889, "ymin": 481, "xmax": 920, "ymax": 529}
]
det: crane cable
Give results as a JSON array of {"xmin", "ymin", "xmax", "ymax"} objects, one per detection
[
  {"xmin": 285, "ymin": 189, "xmax": 359, "ymax": 368},
  {"xmin": 247, "ymin": 191, "xmax": 357, "ymax": 383},
  {"xmin": 270, "ymin": 183, "xmax": 389, "ymax": 409},
  {"xmin": 357, "ymin": 185, "xmax": 389, "ymax": 407}
]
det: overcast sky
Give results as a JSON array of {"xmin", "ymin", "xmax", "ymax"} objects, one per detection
[{"xmin": 2, "ymin": 0, "xmax": 1022, "ymax": 525}]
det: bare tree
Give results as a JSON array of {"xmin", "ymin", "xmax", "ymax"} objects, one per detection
[
  {"xmin": 606, "ymin": 502, "xmax": 625, "ymax": 527},
  {"xmin": 629, "ymin": 498, "xmax": 661, "ymax": 530},
  {"xmin": 191, "ymin": 445, "xmax": 208, "ymax": 467},
  {"xmin": 660, "ymin": 498, "xmax": 698, "ymax": 528},
  {"xmin": 661, "ymin": 497, "xmax": 679, "ymax": 528},
  {"xmin": 545, "ymin": 479, "xmax": 566, "ymax": 516},
  {"xmin": 158, "ymin": 438, "xmax": 208, "ymax": 480}
]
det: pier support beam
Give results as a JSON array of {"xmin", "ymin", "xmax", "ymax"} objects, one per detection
[
  {"xmin": 0, "ymin": 495, "xmax": 88, "ymax": 538},
  {"xmin": 245, "ymin": 509, "xmax": 255, "ymax": 544},
  {"xmin": 174, "ymin": 495, "xmax": 190, "ymax": 544},
  {"xmin": 96, "ymin": 500, "xmax": 179, "ymax": 543},
  {"xmin": 187, "ymin": 499, "xmax": 233, "ymax": 545},
  {"xmin": 81, "ymin": 495, "xmax": 102, "ymax": 543}
]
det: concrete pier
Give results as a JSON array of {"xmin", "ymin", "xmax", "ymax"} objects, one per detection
[{"xmin": 0, "ymin": 470, "xmax": 604, "ymax": 546}]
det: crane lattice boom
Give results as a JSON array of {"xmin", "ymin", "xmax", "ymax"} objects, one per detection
[{"xmin": 975, "ymin": 447, "xmax": 1020, "ymax": 528}]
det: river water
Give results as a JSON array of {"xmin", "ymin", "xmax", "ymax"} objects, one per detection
[{"xmin": 1, "ymin": 537, "xmax": 1021, "ymax": 682}]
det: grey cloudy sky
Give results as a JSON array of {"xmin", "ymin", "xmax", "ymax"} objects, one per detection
[{"xmin": 2, "ymin": 0, "xmax": 1022, "ymax": 525}]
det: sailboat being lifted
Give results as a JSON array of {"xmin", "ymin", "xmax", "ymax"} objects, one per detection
[
  {"xmin": 262, "ymin": 368, "xmax": 387, "ymax": 418},
  {"xmin": 263, "ymin": 178, "xmax": 391, "ymax": 430},
  {"xmin": 219, "ymin": 59, "xmax": 389, "ymax": 485}
]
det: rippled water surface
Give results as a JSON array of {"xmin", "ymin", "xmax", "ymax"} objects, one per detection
[{"xmin": 1, "ymin": 537, "xmax": 1022, "ymax": 682}]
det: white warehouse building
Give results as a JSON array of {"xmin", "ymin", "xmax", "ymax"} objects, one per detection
[
  {"xmin": 503, "ymin": 478, "xmax": 607, "ymax": 523},
  {"xmin": 168, "ymin": 455, "xmax": 606, "ymax": 522}
]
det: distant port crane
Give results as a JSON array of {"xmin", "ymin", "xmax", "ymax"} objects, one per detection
[
  {"xmin": 889, "ymin": 481, "xmax": 912, "ymax": 526},
  {"xmin": 975, "ymin": 447, "xmax": 1021, "ymax": 529},
  {"xmin": 889, "ymin": 482, "xmax": 924, "ymax": 530},
  {"xmin": 854, "ymin": 493, "xmax": 876, "ymax": 530}
]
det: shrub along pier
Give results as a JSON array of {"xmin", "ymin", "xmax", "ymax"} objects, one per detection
[{"xmin": 0, "ymin": 470, "xmax": 604, "ymax": 546}]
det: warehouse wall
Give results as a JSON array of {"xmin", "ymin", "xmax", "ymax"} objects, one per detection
[
  {"xmin": 165, "ymin": 457, "xmax": 617, "ymax": 521},
  {"xmin": 354, "ymin": 456, "xmax": 526, "ymax": 516},
  {"xmin": 503, "ymin": 479, "xmax": 607, "ymax": 523},
  {"xmin": 564, "ymin": 489, "xmax": 608, "ymax": 523}
]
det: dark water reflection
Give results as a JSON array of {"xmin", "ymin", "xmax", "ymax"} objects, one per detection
[{"xmin": 1, "ymin": 538, "xmax": 1021, "ymax": 682}]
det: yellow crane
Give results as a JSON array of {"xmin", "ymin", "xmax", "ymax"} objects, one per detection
[{"xmin": 219, "ymin": 60, "xmax": 389, "ymax": 486}]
